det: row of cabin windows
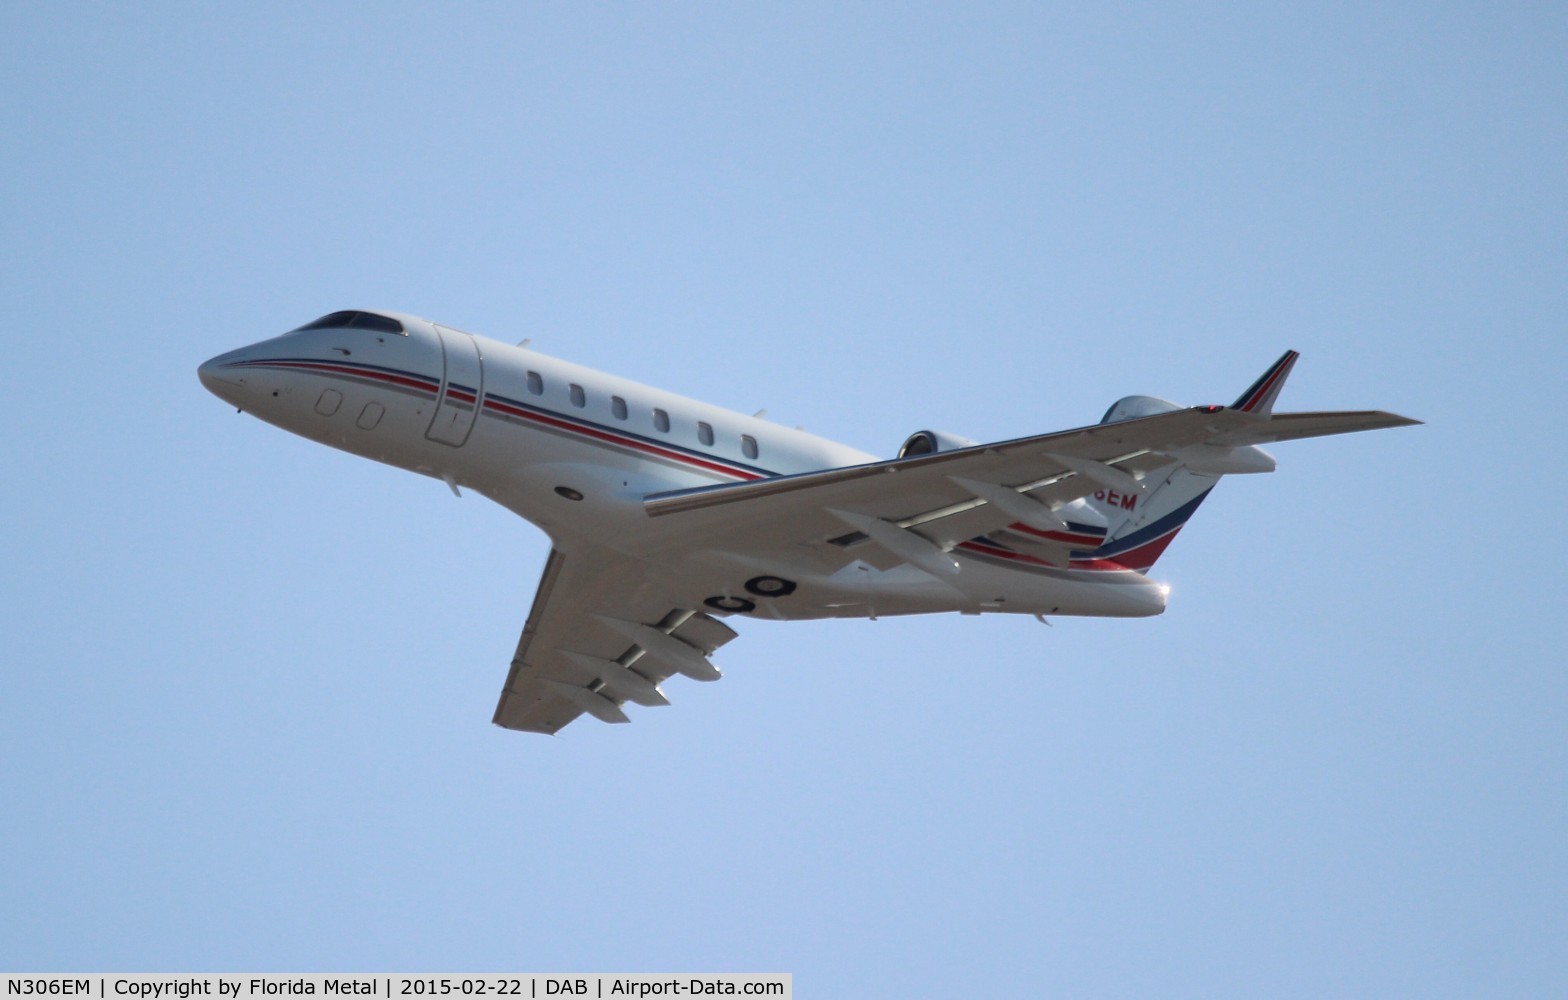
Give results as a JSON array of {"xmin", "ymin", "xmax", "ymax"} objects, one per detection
[{"xmin": 526, "ymin": 370, "xmax": 759, "ymax": 459}]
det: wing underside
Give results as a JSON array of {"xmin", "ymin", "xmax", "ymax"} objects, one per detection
[{"xmin": 492, "ymin": 547, "xmax": 739, "ymax": 734}]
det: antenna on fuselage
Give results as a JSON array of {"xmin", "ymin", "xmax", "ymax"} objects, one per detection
[{"xmin": 517, "ymin": 338, "xmax": 532, "ymax": 348}]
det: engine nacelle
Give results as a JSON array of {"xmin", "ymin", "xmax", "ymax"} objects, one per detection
[
  {"xmin": 1101, "ymin": 394, "xmax": 1184, "ymax": 424},
  {"xmin": 1100, "ymin": 394, "xmax": 1275, "ymax": 474},
  {"xmin": 898, "ymin": 429, "xmax": 980, "ymax": 459}
]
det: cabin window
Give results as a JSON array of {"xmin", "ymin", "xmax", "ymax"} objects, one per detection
[
  {"xmin": 653, "ymin": 408, "xmax": 670, "ymax": 433},
  {"xmin": 526, "ymin": 371, "xmax": 544, "ymax": 396},
  {"xmin": 569, "ymin": 383, "xmax": 586, "ymax": 408},
  {"xmin": 612, "ymin": 396, "xmax": 628, "ymax": 420},
  {"xmin": 697, "ymin": 421, "xmax": 714, "ymax": 446},
  {"xmin": 741, "ymin": 434, "xmax": 759, "ymax": 459}
]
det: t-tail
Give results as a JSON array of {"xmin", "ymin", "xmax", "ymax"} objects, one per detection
[{"xmin": 1078, "ymin": 350, "xmax": 1414, "ymax": 572}]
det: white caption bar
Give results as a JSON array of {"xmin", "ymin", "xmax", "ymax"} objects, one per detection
[{"xmin": 3, "ymin": 976, "xmax": 790, "ymax": 1000}]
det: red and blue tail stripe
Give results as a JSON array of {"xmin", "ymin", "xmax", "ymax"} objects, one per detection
[
  {"xmin": 1071, "ymin": 487, "xmax": 1213, "ymax": 572},
  {"xmin": 1231, "ymin": 350, "xmax": 1299, "ymax": 415}
]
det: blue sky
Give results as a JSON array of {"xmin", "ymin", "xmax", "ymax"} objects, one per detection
[{"xmin": 3, "ymin": 2, "xmax": 1564, "ymax": 995}]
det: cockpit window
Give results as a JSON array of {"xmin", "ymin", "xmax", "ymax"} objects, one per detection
[{"xmin": 291, "ymin": 310, "xmax": 406, "ymax": 336}]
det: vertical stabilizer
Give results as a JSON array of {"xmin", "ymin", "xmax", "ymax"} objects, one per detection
[
  {"xmin": 1231, "ymin": 349, "xmax": 1299, "ymax": 415},
  {"xmin": 1079, "ymin": 466, "xmax": 1218, "ymax": 572},
  {"xmin": 1079, "ymin": 350, "xmax": 1301, "ymax": 571}
]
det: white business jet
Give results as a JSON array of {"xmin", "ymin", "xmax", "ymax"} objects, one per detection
[{"xmin": 199, "ymin": 310, "xmax": 1417, "ymax": 734}]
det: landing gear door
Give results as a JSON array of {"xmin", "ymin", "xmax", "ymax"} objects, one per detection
[{"xmin": 426, "ymin": 325, "xmax": 485, "ymax": 447}]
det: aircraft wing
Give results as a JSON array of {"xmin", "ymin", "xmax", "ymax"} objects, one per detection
[
  {"xmin": 492, "ymin": 546, "xmax": 740, "ymax": 734},
  {"xmin": 643, "ymin": 404, "xmax": 1419, "ymax": 571},
  {"xmin": 497, "ymin": 401, "xmax": 1416, "ymax": 734}
]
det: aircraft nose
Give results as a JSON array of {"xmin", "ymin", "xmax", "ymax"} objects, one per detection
[
  {"xmin": 197, "ymin": 356, "xmax": 222, "ymax": 390},
  {"xmin": 198, "ymin": 349, "xmax": 249, "ymax": 403}
]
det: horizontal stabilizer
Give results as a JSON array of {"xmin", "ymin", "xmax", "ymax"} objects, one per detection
[{"xmin": 1218, "ymin": 410, "xmax": 1421, "ymax": 446}]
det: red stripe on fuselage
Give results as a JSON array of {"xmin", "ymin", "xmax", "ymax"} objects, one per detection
[
  {"xmin": 1007, "ymin": 523, "xmax": 1106, "ymax": 547},
  {"xmin": 249, "ymin": 360, "xmax": 440, "ymax": 395},
  {"xmin": 482, "ymin": 397, "xmax": 765, "ymax": 481},
  {"xmin": 956, "ymin": 539, "xmax": 1066, "ymax": 569},
  {"xmin": 1070, "ymin": 528, "xmax": 1183, "ymax": 572}
]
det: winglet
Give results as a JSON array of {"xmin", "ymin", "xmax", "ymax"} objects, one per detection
[{"xmin": 1231, "ymin": 350, "xmax": 1300, "ymax": 415}]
